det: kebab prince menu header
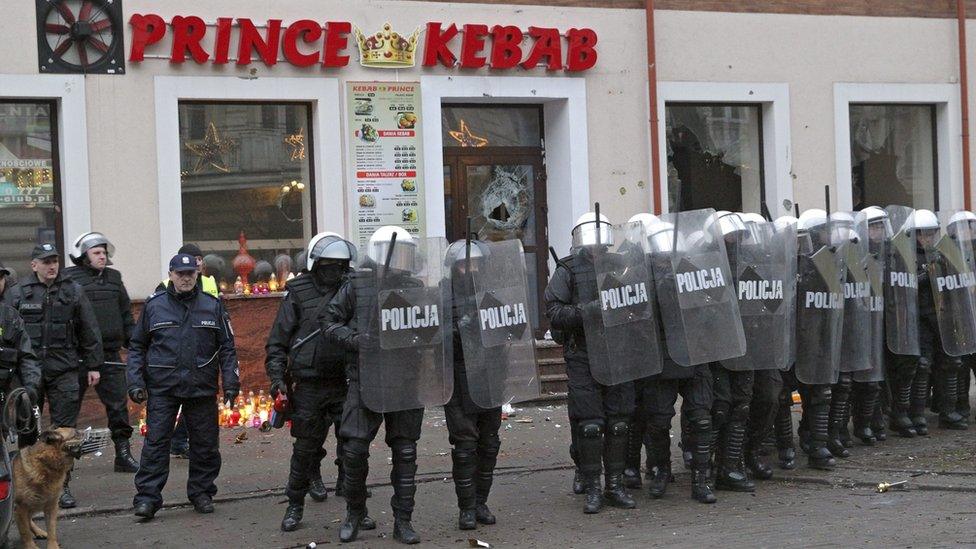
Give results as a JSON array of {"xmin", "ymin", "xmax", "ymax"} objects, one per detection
[{"xmin": 346, "ymin": 82, "xmax": 426, "ymax": 250}]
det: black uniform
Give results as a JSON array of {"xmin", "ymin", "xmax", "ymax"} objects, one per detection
[
  {"xmin": 63, "ymin": 265, "xmax": 136, "ymax": 443},
  {"xmin": 445, "ymin": 271, "xmax": 502, "ymax": 523},
  {"xmin": 322, "ymin": 271, "xmax": 426, "ymax": 531},
  {"xmin": 0, "ymin": 304, "xmax": 43, "ymax": 422},
  {"xmin": 746, "ymin": 368, "xmax": 783, "ymax": 475},
  {"xmin": 4, "ymin": 273, "xmax": 103, "ymax": 427},
  {"xmin": 265, "ymin": 274, "xmax": 348, "ymax": 508},
  {"xmin": 126, "ymin": 284, "xmax": 239, "ymax": 510},
  {"xmin": 884, "ymin": 249, "xmax": 922, "ymax": 437},
  {"xmin": 544, "ymin": 250, "xmax": 636, "ymax": 511}
]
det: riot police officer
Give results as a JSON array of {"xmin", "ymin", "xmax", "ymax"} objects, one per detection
[
  {"xmin": 127, "ymin": 253, "xmax": 240, "ymax": 520},
  {"xmin": 544, "ymin": 211, "xmax": 638, "ymax": 514},
  {"xmin": 63, "ymin": 232, "xmax": 139, "ymax": 473},
  {"xmin": 322, "ymin": 226, "xmax": 448, "ymax": 544},
  {"xmin": 0, "ymin": 262, "xmax": 42, "ymax": 420},
  {"xmin": 266, "ymin": 232, "xmax": 376, "ymax": 533},
  {"xmin": 3, "ymin": 243, "xmax": 103, "ymax": 507}
]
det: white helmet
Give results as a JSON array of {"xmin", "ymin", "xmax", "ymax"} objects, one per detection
[
  {"xmin": 946, "ymin": 210, "xmax": 976, "ymax": 238},
  {"xmin": 445, "ymin": 239, "xmax": 488, "ymax": 266},
  {"xmin": 628, "ymin": 213, "xmax": 660, "ymax": 230},
  {"xmin": 797, "ymin": 209, "xmax": 828, "ymax": 232},
  {"xmin": 774, "ymin": 215, "xmax": 798, "ymax": 229},
  {"xmin": 647, "ymin": 221, "xmax": 679, "ymax": 254},
  {"xmin": 708, "ymin": 211, "xmax": 748, "ymax": 237},
  {"xmin": 860, "ymin": 206, "xmax": 889, "ymax": 223},
  {"xmin": 306, "ymin": 232, "xmax": 357, "ymax": 271},
  {"xmin": 70, "ymin": 232, "xmax": 115, "ymax": 266},
  {"xmin": 910, "ymin": 209, "xmax": 940, "ymax": 231},
  {"xmin": 572, "ymin": 211, "xmax": 613, "ymax": 248},
  {"xmin": 366, "ymin": 226, "xmax": 416, "ymax": 271},
  {"xmin": 740, "ymin": 213, "xmax": 766, "ymax": 225}
]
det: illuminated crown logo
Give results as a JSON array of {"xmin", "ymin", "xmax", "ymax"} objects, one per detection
[{"xmin": 354, "ymin": 23, "xmax": 421, "ymax": 68}]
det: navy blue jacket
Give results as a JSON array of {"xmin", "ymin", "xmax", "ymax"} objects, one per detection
[{"xmin": 126, "ymin": 285, "xmax": 240, "ymax": 398}]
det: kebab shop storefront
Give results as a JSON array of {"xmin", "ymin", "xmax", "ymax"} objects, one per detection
[{"xmin": 24, "ymin": 1, "xmax": 629, "ymax": 426}]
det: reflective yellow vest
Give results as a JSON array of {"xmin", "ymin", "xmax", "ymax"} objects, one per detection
[{"xmin": 161, "ymin": 274, "xmax": 219, "ymax": 297}]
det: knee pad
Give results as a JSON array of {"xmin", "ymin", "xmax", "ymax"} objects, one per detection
[
  {"xmin": 917, "ymin": 357, "xmax": 932, "ymax": 373},
  {"xmin": 609, "ymin": 420, "xmax": 628, "ymax": 437},
  {"xmin": 580, "ymin": 421, "xmax": 603, "ymax": 439},
  {"xmin": 938, "ymin": 357, "xmax": 963, "ymax": 373},
  {"xmin": 712, "ymin": 402, "xmax": 730, "ymax": 430},
  {"xmin": 731, "ymin": 403, "xmax": 750, "ymax": 422},
  {"xmin": 479, "ymin": 431, "xmax": 501, "ymax": 454},
  {"xmin": 836, "ymin": 373, "xmax": 852, "ymax": 389},
  {"xmin": 392, "ymin": 442, "xmax": 418, "ymax": 464},
  {"xmin": 455, "ymin": 440, "xmax": 478, "ymax": 454},
  {"xmin": 342, "ymin": 438, "xmax": 370, "ymax": 461},
  {"xmin": 689, "ymin": 416, "xmax": 712, "ymax": 434}
]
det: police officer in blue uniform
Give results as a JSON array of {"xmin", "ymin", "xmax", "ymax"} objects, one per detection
[
  {"xmin": 63, "ymin": 232, "xmax": 139, "ymax": 473},
  {"xmin": 127, "ymin": 253, "xmax": 240, "ymax": 520},
  {"xmin": 3, "ymin": 243, "xmax": 103, "ymax": 508}
]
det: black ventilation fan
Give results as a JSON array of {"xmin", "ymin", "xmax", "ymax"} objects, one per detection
[{"xmin": 35, "ymin": 0, "xmax": 125, "ymax": 74}]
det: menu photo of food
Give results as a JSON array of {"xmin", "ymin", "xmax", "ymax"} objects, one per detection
[
  {"xmin": 358, "ymin": 123, "xmax": 378, "ymax": 142},
  {"xmin": 358, "ymin": 194, "xmax": 376, "ymax": 208},
  {"xmin": 397, "ymin": 112, "xmax": 418, "ymax": 129},
  {"xmin": 400, "ymin": 179, "xmax": 416, "ymax": 192}
]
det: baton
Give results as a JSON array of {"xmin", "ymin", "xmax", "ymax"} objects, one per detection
[{"xmin": 291, "ymin": 328, "xmax": 322, "ymax": 350}]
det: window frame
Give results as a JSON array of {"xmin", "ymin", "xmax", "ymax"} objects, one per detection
[
  {"xmin": 663, "ymin": 101, "xmax": 767, "ymax": 214},
  {"xmin": 834, "ymin": 83, "xmax": 962, "ymax": 211}
]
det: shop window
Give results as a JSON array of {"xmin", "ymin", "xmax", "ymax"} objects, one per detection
[
  {"xmin": 665, "ymin": 103, "xmax": 764, "ymax": 213},
  {"xmin": 0, "ymin": 101, "xmax": 60, "ymax": 282},
  {"xmin": 178, "ymin": 102, "xmax": 314, "ymax": 290},
  {"xmin": 442, "ymin": 106, "xmax": 542, "ymax": 148},
  {"xmin": 850, "ymin": 104, "xmax": 937, "ymax": 211}
]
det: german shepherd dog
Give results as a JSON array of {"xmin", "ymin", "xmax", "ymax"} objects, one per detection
[{"xmin": 13, "ymin": 427, "xmax": 81, "ymax": 549}]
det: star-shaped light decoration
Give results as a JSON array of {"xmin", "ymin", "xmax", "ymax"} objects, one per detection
[
  {"xmin": 448, "ymin": 119, "xmax": 488, "ymax": 147},
  {"xmin": 284, "ymin": 127, "xmax": 306, "ymax": 161},
  {"xmin": 185, "ymin": 122, "xmax": 237, "ymax": 173}
]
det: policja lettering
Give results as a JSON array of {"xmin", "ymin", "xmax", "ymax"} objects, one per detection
[
  {"xmin": 479, "ymin": 302, "xmax": 528, "ymax": 330},
  {"xmin": 600, "ymin": 282, "xmax": 649, "ymax": 310},
  {"xmin": 381, "ymin": 304, "xmax": 440, "ymax": 331},
  {"xmin": 936, "ymin": 271, "xmax": 976, "ymax": 292},
  {"xmin": 804, "ymin": 291, "xmax": 843, "ymax": 309},
  {"xmin": 889, "ymin": 271, "xmax": 918, "ymax": 289},
  {"xmin": 676, "ymin": 268, "xmax": 726, "ymax": 294},
  {"xmin": 738, "ymin": 279, "xmax": 783, "ymax": 300},
  {"xmin": 843, "ymin": 282, "xmax": 871, "ymax": 298}
]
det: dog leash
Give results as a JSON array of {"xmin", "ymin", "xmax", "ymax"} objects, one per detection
[{"xmin": 1, "ymin": 387, "xmax": 39, "ymax": 446}]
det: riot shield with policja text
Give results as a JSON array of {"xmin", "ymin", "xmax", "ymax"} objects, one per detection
[
  {"xmin": 883, "ymin": 206, "xmax": 919, "ymax": 356},
  {"xmin": 926, "ymin": 212, "xmax": 976, "ymax": 357}
]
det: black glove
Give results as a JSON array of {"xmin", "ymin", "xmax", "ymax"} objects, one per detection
[
  {"xmin": 269, "ymin": 380, "xmax": 287, "ymax": 399},
  {"xmin": 224, "ymin": 390, "xmax": 239, "ymax": 408},
  {"xmin": 128, "ymin": 387, "xmax": 148, "ymax": 404}
]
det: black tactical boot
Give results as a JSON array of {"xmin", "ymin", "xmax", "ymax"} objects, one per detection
[
  {"xmin": 583, "ymin": 473, "xmax": 604, "ymax": 514},
  {"xmin": 827, "ymin": 377, "xmax": 852, "ymax": 458},
  {"xmin": 937, "ymin": 367, "xmax": 968, "ymax": 430},
  {"xmin": 452, "ymin": 445, "xmax": 478, "ymax": 530},
  {"xmin": 280, "ymin": 503, "xmax": 304, "ymax": 532},
  {"xmin": 808, "ymin": 390, "xmax": 836, "ymax": 471},
  {"xmin": 690, "ymin": 421, "xmax": 716, "ymax": 504},
  {"xmin": 645, "ymin": 427, "xmax": 672, "ymax": 498},
  {"xmin": 958, "ymin": 367, "xmax": 973, "ymax": 420},
  {"xmin": 572, "ymin": 468, "xmax": 585, "ymax": 495},
  {"xmin": 603, "ymin": 421, "xmax": 636, "ymax": 509},
  {"xmin": 716, "ymin": 421, "xmax": 755, "ymax": 492},
  {"xmin": 774, "ymin": 402, "xmax": 796, "ymax": 470},
  {"xmin": 59, "ymin": 475, "xmax": 77, "ymax": 509},
  {"xmin": 393, "ymin": 519, "xmax": 421, "ymax": 545},
  {"xmin": 114, "ymin": 439, "xmax": 140, "ymax": 473},
  {"xmin": 745, "ymin": 446, "xmax": 773, "ymax": 480},
  {"xmin": 852, "ymin": 384, "xmax": 878, "ymax": 445},
  {"xmin": 909, "ymin": 368, "xmax": 930, "ymax": 436},
  {"xmin": 623, "ymin": 421, "xmax": 643, "ymax": 489},
  {"xmin": 339, "ymin": 511, "xmax": 365, "ymax": 543},
  {"xmin": 891, "ymin": 378, "xmax": 917, "ymax": 437},
  {"xmin": 475, "ymin": 440, "xmax": 500, "ymax": 525},
  {"xmin": 308, "ymin": 477, "xmax": 328, "ymax": 502},
  {"xmin": 691, "ymin": 468, "xmax": 717, "ymax": 504}
]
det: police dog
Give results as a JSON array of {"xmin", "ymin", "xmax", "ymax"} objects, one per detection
[{"xmin": 13, "ymin": 427, "xmax": 80, "ymax": 549}]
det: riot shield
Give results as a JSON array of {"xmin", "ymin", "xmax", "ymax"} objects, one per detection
[
  {"xmin": 581, "ymin": 222, "xmax": 663, "ymax": 384},
  {"xmin": 925, "ymin": 212, "xmax": 976, "ymax": 356},
  {"xmin": 452, "ymin": 239, "xmax": 540, "ymax": 408},
  {"xmin": 652, "ymin": 209, "xmax": 745, "ymax": 366},
  {"xmin": 883, "ymin": 206, "xmax": 919, "ymax": 356},
  {"xmin": 794, "ymin": 236, "xmax": 845, "ymax": 385},
  {"xmin": 722, "ymin": 220, "xmax": 797, "ymax": 371},
  {"xmin": 853, "ymin": 209, "xmax": 889, "ymax": 383},
  {"xmin": 358, "ymin": 236, "xmax": 453, "ymax": 413},
  {"xmin": 834, "ymin": 213, "xmax": 872, "ymax": 373}
]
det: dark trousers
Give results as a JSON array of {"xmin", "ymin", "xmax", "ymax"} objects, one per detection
[
  {"xmin": 39, "ymin": 369, "xmax": 81, "ymax": 428},
  {"xmin": 566, "ymin": 355, "xmax": 636, "ymax": 423},
  {"xmin": 641, "ymin": 365, "xmax": 714, "ymax": 471},
  {"xmin": 445, "ymin": 404, "xmax": 503, "ymax": 509},
  {"xmin": 339, "ymin": 381, "xmax": 424, "ymax": 520},
  {"xmin": 748, "ymin": 368, "xmax": 783, "ymax": 451},
  {"xmin": 134, "ymin": 395, "xmax": 221, "ymax": 508},
  {"xmin": 286, "ymin": 380, "xmax": 345, "ymax": 504},
  {"xmin": 171, "ymin": 417, "xmax": 189, "ymax": 453},
  {"xmin": 79, "ymin": 351, "xmax": 133, "ymax": 442},
  {"xmin": 710, "ymin": 364, "xmax": 755, "ymax": 430}
]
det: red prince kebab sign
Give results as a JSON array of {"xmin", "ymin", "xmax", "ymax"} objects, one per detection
[{"xmin": 127, "ymin": 15, "xmax": 598, "ymax": 71}]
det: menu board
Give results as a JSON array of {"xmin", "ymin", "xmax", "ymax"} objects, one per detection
[{"xmin": 346, "ymin": 82, "xmax": 425, "ymax": 250}]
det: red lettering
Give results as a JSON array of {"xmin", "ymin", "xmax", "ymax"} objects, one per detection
[
  {"xmin": 521, "ymin": 26, "xmax": 562, "ymax": 71},
  {"xmin": 282, "ymin": 19, "xmax": 321, "ymax": 67},
  {"xmin": 489, "ymin": 25, "xmax": 522, "ymax": 69},
  {"xmin": 237, "ymin": 18, "xmax": 282, "ymax": 66},
  {"xmin": 128, "ymin": 13, "xmax": 166, "ymax": 61},
  {"xmin": 169, "ymin": 16, "xmax": 208, "ymax": 64},
  {"xmin": 566, "ymin": 28, "xmax": 597, "ymax": 71},
  {"xmin": 323, "ymin": 21, "xmax": 351, "ymax": 67},
  {"xmin": 213, "ymin": 17, "xmax": 233, "ymax": 64},
  {"xmin": 459, "ymin": 24, "xmax": 489, "ymax": 69},
  {"xmin": 422, "ymin": 22, "xmax": 459, "ymax": 67}
]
